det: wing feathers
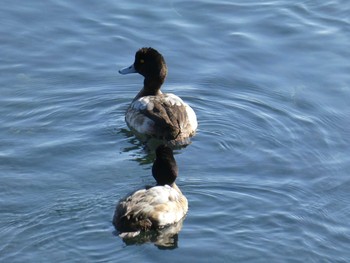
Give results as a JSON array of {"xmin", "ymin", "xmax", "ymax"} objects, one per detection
[
  {"xmin": 114, "ymin": 185, "xmax": 187, "ymax": 232},
  {"xmin": 127, "ymin": 94, "xmax": 195, "ymax": 140}
]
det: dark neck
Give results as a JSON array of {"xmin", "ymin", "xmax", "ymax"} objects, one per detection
[{"xmin": 133, "ymin": 77, "xmax": 163, "ymax": 101}]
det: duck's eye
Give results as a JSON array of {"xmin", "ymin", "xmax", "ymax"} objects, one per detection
[{"xmin": 140, "ymin": 59, "xmax": 145, "ymax": 64}]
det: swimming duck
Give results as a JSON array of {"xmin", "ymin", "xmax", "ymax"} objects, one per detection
[
  {"xmin": 113, "ymin": 145, "xmax": 188, "ymax": 236},
  {"xmin": 119, "ymin": 47, "xmax": 197, "ymax": 144}
]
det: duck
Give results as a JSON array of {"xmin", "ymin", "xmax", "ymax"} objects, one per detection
[
  {"xmin": 119, "ymin": 47, "xmax": 197, "ymax": 145},
  {"xmin": 113, "ymin": 145, "xmax": 188, "ymax": 236}
]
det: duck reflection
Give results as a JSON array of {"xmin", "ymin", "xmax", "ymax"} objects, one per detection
[
  {"xmin": 119, "ymin": 127, "xmax": 189, "ymax": 165},
  {"xmin": 117, "ymin": 217, "xmax": 185, "ymax": 249},
  {"xmin": 113, "ymin": 145, "xmax": 188, "ymax": 249}
]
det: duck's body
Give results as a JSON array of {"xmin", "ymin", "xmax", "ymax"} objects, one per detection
[
  {"xmin": 126, "ymin": 93, "xmax": 197, "ymax": 141},
  {"xmin": 114, "ymin": 183, "xmax": 187, "ymax": 233},
  {"xmin": 119, "ymin": 48, "xmax": 197, "ymax": 144},
  {"xmin": 113, "ymin": 145, "xmax": 188, "ymax": 235}
]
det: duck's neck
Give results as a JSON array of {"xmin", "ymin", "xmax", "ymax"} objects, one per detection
[{"xmin": 133, "ymin": 77, "xmax": 164, "ymax": 101}]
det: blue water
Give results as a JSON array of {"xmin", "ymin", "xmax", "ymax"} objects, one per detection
[{"xmin": 1, "ymin": 0, "xmax": 350, "ymax": 262}]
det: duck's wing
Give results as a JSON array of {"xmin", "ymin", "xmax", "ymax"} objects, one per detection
[
  {"xmin": 114, "ymin": 189, "xmax": 152, "ymax": 232},
  {"xmin": 138, "ymin": 94, "xmax": 190, "ymax": 140},
  {"xmin": 114, "ymin": 186, "xmax": 187, "ymax": 232}
]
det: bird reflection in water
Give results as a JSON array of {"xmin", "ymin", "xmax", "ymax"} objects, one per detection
[{"xmin": 116, "ymin": 216, "xmax": 185, "ymax": 249}]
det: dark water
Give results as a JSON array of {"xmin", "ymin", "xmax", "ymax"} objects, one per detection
[{"xmin": 1, "ymin": 0, "xmax": 349, "ymax": 262}]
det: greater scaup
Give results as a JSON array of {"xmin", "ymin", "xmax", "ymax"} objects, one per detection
[
  {"xmin": 119, "ymin": 47, "xmax": 197, "ymax": 145},
  {"xmin": 113, "ymin": 145, "xmax": 188, "ymax": 237}
]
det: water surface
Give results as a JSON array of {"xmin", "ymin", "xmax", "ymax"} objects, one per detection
[{"xmin": 1, "ymin": 0, "xmax": 349, "ymax": 262}]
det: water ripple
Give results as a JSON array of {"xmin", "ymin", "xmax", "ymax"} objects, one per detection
[{"xmin": 1, "ymin": 0, "xmax": 350, "ymax": 261}]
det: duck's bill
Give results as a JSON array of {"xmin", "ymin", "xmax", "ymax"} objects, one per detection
[{"xmin": 119, "ymin": 64, "xmax": 137, "ymax": 74}]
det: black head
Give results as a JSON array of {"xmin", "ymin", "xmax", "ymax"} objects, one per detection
[
  {"xmin": 152, "ymin": 145, "xmax": 178, "ymax": 186},
  {"xmin": 133, "ymin": 47, "xmax": 167, "ymax": 81}
]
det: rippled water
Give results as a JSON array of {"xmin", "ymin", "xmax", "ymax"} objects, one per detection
[{"xmin": 1, "ymin": 0, "xmax": 350, "ymax": 262}]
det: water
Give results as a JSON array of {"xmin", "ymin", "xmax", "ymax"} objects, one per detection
[{"xmin": 1, "ymin": 0, "xmax": 349, "ymax": 262}]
